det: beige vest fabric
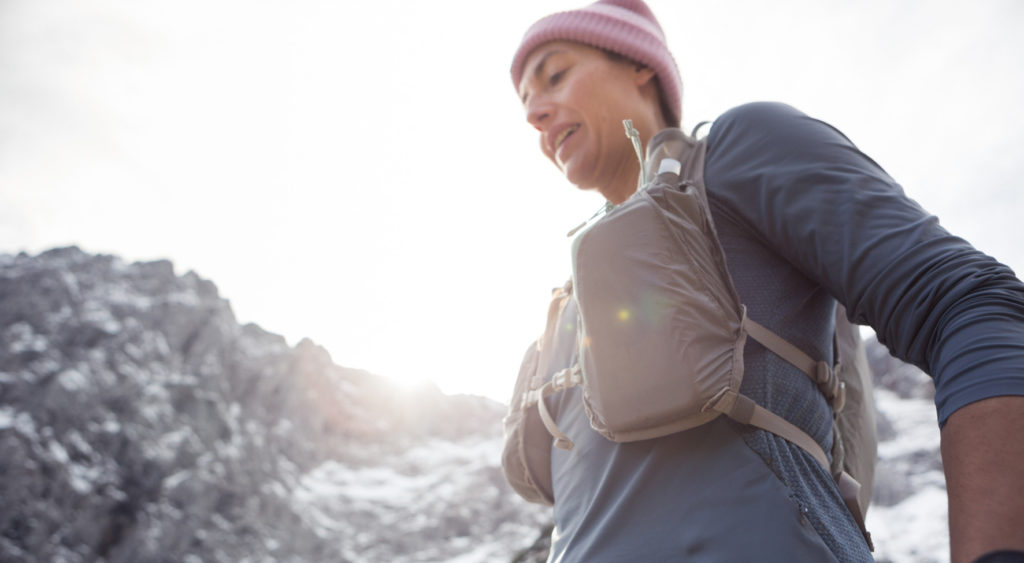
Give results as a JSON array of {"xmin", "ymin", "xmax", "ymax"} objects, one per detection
[
  {"xmin": 501, "ymin": 282, "xmax": 574, "ymax": 505},
  {"xmin": 570, "ymin": 131, "xmax": 746, "ymax": 442}
]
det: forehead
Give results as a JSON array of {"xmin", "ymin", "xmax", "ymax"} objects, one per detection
[{"xmin": 517, "ymin": 41, "xmax": 599, "ymax": 101}]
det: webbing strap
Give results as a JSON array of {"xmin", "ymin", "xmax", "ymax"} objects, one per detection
[
  {"xmin": 524, "ymin": 366, "xmax": 583, "ymax": 451},
  {"xmin": 538, "ymin": 281, "xmax": 573, "ymax": 354},
  {"xmin": 743, "ymin": 316, "xmax": 817, "ymax": 379},
  {"xmin": 706, "ymin": 388, "xmax": 830, "ymax": 470},
  {"xmin": 837, "ymin": 471, "xmax": 875, "ymax": 551},
  {"xmin": 706, "ymin": 387, "xmax": 873, "ymax": 549},
  {"xmin": 537, "ymin": 391, "xmax": 574, "ymax": 450},
  {"xmin": 743, "ymin": 316, "xmax": 844, "ymax": 409}
]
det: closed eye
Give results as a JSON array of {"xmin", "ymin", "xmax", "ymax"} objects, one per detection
[{"xmin": 549, "ymin": 69, "xmax": 567, "ymax": 86}]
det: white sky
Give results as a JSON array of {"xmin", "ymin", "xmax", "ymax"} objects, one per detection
[{"xmin": 1, "ymin": 0, "xmax": 1022, "ymax": 403}]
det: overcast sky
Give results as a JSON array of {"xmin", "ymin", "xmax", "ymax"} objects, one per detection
[{"xmin": 1, "ymin": 0, "xmax": 1022, "ymax": 402}]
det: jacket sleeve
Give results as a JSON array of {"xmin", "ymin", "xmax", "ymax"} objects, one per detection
[{"xmin": 704, "ymin": 101, "xmax": 1024, "ymax": 426}]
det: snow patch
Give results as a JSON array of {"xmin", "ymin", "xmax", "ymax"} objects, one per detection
[
  {"xmin": 868, "ymin": 486, "xmax": 949, "ymax": 562},
  {"xmin": 58, "ymin": 270, "xmax": 81, "ymax": 300},
  {"xmin": 163, "ymin": 470, "xmax": 192, "ymax": 491},
  {"xmin": 106, "ymin": 283, "xmax": 155, "ymax": 310},
  {"xmin": 868, "ymin": 383, "xmax": 947, "ymax": 562},
  {"xmin": 57, "ymin": 369, "xmax": 89, "ymax": 391},
  {"xmin": 101, "ymin": 417, "xmax": 122, "ymax": 434},
  {"xmin": 81, "ymin": 300, "xmax": 123, "ymax": 334},
  {"xmin": 69, "ymin": 462, "xmax": 102, "ymax": 494},
  {"xmin": 0, "ymin": 407, "xmax": 15, "ymax": 429},
  {"xmin": 28, "ymin": 357, "xmax": 61, "ymax": 378},
  {"xmin": 6, "ymin": 322, "xmax": 48, "ymax": 354},
  {"xmin": 12, "ymin": 411, "xmax": 38, "ymax": 437},
  {"xmin": 48, "ymin": 440, "xmax": 70, "ymax": 464},
  {"xmin": 66, "ymin": 430, "xmax": 95, "ymax": 457},
  {"xmin": 444, "ymin": 542, "xmax": 513, "ymax": 563},
  {"xmin": 875, "ymin": 388, "xmax": 941, "ymax": 456},
  {"xmin": 291, "ymin": 435, "xmax": 549, "ymax": 560},
  {"xmin": 154, "ymin": 428, "xmax": 198, "ymax": 463}
]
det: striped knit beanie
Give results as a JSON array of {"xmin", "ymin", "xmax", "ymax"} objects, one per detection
[{"xmin": 510, "ymin": 0, "xmax": 682, "ymax": 126}]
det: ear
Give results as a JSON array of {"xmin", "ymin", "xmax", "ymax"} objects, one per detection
[{"xmin": 633, "ymin": 66, "xmax": 656, "ymax": 87}]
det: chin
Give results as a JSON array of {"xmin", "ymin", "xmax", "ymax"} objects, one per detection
[{"xmin": 561, "ymin": 163, "xmax": 593, "ymax": 192}]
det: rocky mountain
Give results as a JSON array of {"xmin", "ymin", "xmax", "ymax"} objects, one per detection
[
  {"xmin": 0, "ymin": 247, "xmax": 947, "ymax": 563},
  {"xmin": 0, "ymin": 247, "xmax": 547, "ymax": 562}
]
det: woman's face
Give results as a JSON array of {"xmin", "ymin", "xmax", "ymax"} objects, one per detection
[{"xmin": 517, "ymin": 41, "xmax": 661, "ymax": 203}]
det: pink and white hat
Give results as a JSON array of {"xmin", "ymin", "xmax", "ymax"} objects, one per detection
[{"xmin": 510, "ymin": 0, "xmax": 682, "ymax": 126}]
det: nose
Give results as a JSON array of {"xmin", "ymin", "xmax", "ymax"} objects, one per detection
[{"xmin": 525, "ymin": 98, "xmax": 551, "ymax": 131}]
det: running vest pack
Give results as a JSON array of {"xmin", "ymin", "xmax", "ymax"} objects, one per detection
[{"xmin": 501, "ymin": 127, "xmax": 876, "ymax": 548}]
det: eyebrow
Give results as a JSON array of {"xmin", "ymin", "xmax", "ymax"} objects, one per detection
[{"xmin": 520, "ymin": 49, "xmax": 565, "ymax": 104}]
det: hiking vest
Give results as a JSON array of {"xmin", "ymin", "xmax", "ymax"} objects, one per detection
[{"xmin": 501, "ymin": 126, "xmax": 876, "ymax": 548}]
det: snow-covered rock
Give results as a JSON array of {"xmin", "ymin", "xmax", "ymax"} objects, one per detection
[
  {"xmin": 866, "ymin": 343, "xmax": 947, "ymax": 563},
  {"xmin": 0, "ymin": 247, "xmax": 547, "ymax": 562}
]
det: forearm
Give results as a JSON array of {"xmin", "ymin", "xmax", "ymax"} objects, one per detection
[{"xmin": 941, "ymin": 395, "xmax": 1024, "ymax": 562}]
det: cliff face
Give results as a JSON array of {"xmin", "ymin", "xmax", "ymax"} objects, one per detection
[{"xmin": 0, "ymin": 247, "xmax": 546, "ymax": 563}]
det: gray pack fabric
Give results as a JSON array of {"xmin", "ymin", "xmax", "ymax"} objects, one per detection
[{"xmin": 501, "ymin": 126, "xmax": 875, "ymax": 546}]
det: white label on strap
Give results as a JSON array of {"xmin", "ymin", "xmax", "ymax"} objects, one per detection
[{"xmin": 657, "ymin": 158, "xmax": 682, "ymax": 176}]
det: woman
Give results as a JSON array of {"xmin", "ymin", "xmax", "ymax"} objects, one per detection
[{"xmin": 508, "ymin": 1, "xmax": 1024, "ymax": 562}]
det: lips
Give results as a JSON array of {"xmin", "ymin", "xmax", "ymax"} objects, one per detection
[
  {"xmin": 549, "ymin": 124, "xmax": 580, "ymax": 162},
  {"xmin": 555, "ymin": 124, "xmax": 579, "ymax": 149}
]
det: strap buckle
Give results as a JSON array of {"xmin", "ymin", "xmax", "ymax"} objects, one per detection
[
  {"xmin": 551, "ymin": 364, "xmax": 582, "ymax": 391},
  {"xmin": 815, "ymin": 361, "xmax": 846, "ymax": 413}
]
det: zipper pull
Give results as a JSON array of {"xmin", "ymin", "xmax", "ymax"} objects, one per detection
[
  {"xmin": 623, "ymin": 119, "xmax": 647, "ymax": 187},
  {"xmin": 567, "ymin": 201, "xmax": 615, "ymax": 237}
]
